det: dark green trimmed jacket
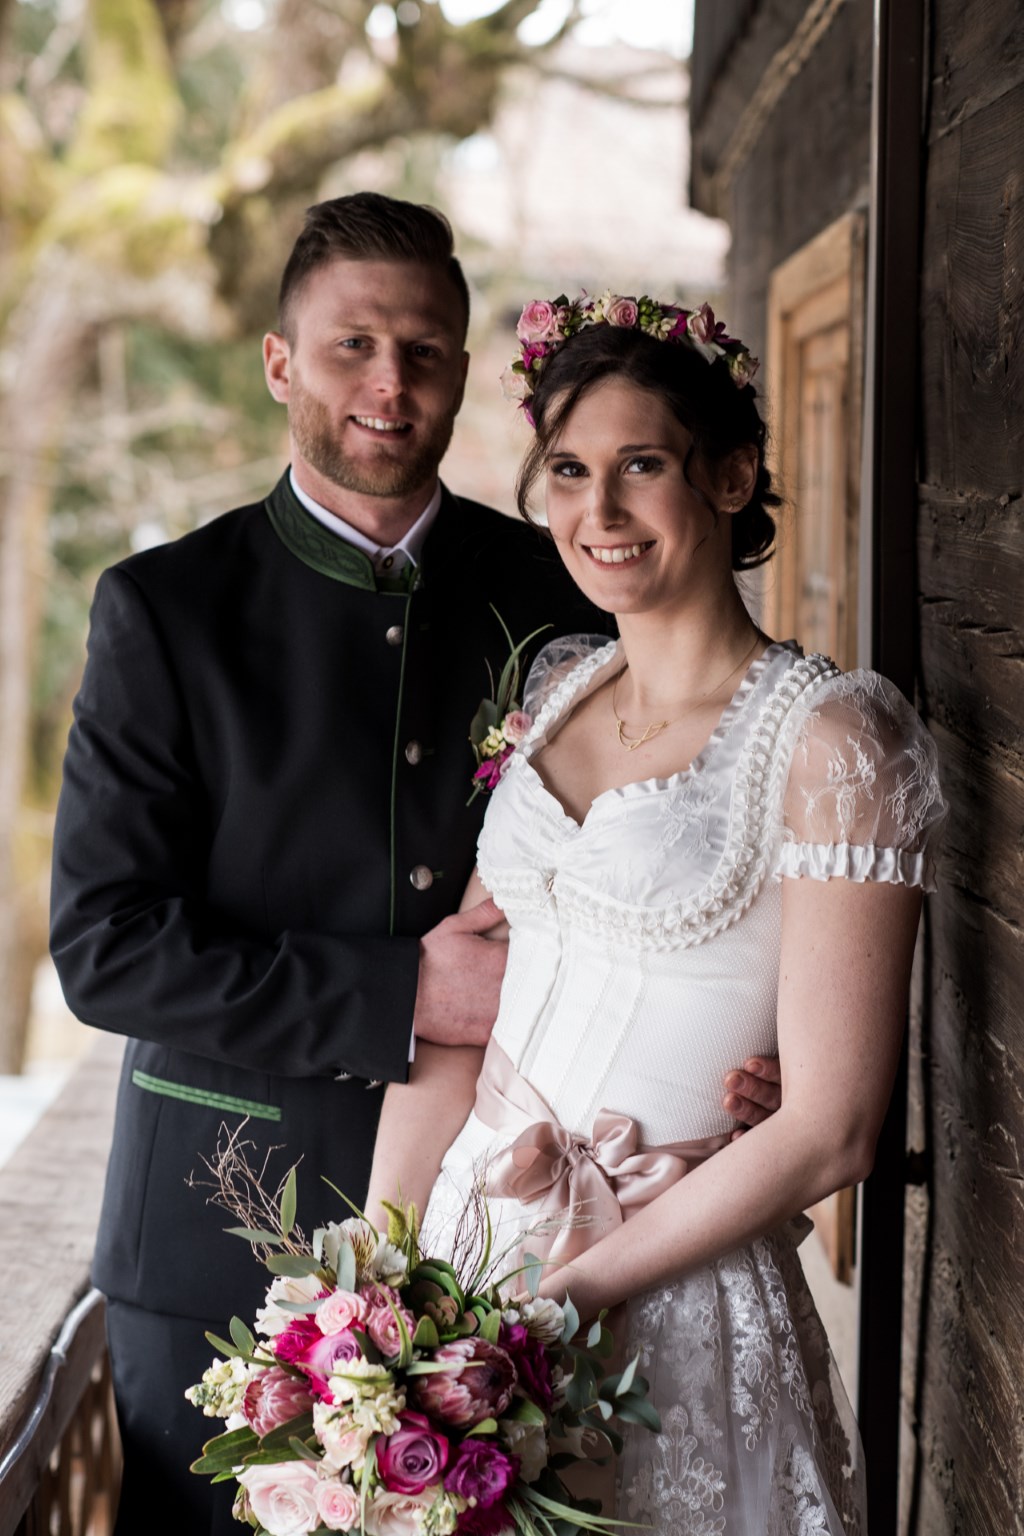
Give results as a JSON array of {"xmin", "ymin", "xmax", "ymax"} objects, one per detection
[{"xmin": 51, "ymin": 474, "xmax": 606, "ymax": 1324}]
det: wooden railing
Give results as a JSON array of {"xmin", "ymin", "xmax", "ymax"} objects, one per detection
[{"xmin": 0, "ymin": 1035, "xmax": 123, "ymax": 1536}]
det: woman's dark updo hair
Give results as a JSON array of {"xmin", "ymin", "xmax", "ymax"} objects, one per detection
[{"xmin": 515, "ymin": 322, "xmax": 779, "ymax": 571}]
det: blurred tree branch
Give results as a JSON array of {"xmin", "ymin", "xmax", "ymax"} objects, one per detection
[{"xmin": 0, "ymin": 0, "xmax": 628, "ymax": 1070}]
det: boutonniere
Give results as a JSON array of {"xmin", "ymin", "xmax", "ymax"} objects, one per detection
[{"xmin": 468, "ymin": 607, "xmax": 550, "ymax": 803}]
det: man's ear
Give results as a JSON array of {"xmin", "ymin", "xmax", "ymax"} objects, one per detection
[
  {"xmin": 714, "ymin": 445, "xmax": 759, "ymax": 513},
  {"xmin": 263, "ymin": 332, "xmax": 291, "ymax": 403}
]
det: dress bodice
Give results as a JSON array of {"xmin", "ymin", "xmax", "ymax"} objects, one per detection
[{"xmin": 474, "ymin": 637, "xmax": 945, "ymax": 1147}]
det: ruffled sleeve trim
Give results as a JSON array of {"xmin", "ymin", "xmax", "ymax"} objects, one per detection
[{"xmin": 773, "ymin": 840, "xmax": 937, "ymax": 892}]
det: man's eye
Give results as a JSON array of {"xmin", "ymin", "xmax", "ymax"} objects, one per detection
[
  {"xmin": 339, "ymin": 338, "xmax": 367, "ymax": 350},
  {"xmin": 410, "ymin": 344, "xmax": 439, "ymax": 359}
]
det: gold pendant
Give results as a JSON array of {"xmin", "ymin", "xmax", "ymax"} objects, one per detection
[{"xmin": 615, "ymin": 716, "xmax": 669, "ymax": 751}]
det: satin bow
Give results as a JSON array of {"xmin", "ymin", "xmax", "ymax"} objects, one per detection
[{"xmin": 473, "ymin": 1039, "xmax": 725, "ymax": 1266}]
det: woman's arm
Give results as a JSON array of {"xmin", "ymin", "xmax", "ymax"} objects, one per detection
[
  {"xmin": 365, "ymin": 870, "xmax": 506, "ymax": 1230},
  {"xmin": 538, "ymin": 875, "xmax": 922, "ymax": 1319}
]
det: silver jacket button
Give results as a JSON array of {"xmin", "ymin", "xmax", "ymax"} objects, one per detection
[
  {"xmin": 334, "ymin": 1070, "xmax": 353, "ymax": 1082},
  {"xmin": 409, "ymin": 864, "xmax": 434, "ymax": 891},
  {"xmin": 405, "ymin": 740, "xmax": 423, "ymax": 765},
  {"xmin": 386, "ymin": 624, "xmax": 404, "ymax": 646}
]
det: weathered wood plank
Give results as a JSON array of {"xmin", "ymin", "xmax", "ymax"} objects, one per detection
[
  {"xmin": 923, "ymin": 721, "xmax": 1024, "ymax": 932},
  {"xmin": 0, "ymin": 1035, "xmax": 121, "ymax": 1460},
  {"xmin": 918, "ymin": 86, "xmax": 1024, "ymax": 494},
  {"xmin": 929, "ymin": 0, "xmax": 1024, "ymax": 142}
]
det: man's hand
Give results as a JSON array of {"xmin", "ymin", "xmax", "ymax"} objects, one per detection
[
  {"xmin": 413, "ymin": 899, "xmax": 508, "ymax": 1047},
  {"xmin": 722, "ymin": 1057, "xmax": 782, "ymax": 1141}
]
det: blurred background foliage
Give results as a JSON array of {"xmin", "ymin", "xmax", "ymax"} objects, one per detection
[{"xmin": 0, "ymin": 0, "xmax": 721, "ymax": 1073}]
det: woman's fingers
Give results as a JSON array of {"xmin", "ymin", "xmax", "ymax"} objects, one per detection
[{"xmin": 722, "ymin": 1056, "xmax": 782, "ymax": 1129}]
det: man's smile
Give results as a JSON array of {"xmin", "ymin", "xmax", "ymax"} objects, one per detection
[{"xmin": 351, "ymin": 415, "xmax": 413, "ymax": 435}]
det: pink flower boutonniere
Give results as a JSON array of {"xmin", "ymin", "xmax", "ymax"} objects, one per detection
[{"xmin": 468, "ymin": 608, "xmax": 550, "ymax": 803}]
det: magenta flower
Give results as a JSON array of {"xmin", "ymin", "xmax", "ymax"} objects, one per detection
[
  {"xmin": 445, "ymin": 1438, "xmax": 519, "ymax": 1509},
  {"xmin": 499, "ymin": 1323, "xmax": 553, "ymax": 1412},
  {"xmin": 377, "ymin": 1411, "xmax": 450, "ymax": 1495},
  {"xmin": 412, "ymin": 1338, "xmax": 517, "ymax": 1427},
  {"xmin": 242, "ymin": 1366, "xmax": 315, "ymax": 1437},
  {"xmin": 275, "ymin": 1317, "xmax": 361, "ymax": 1400}
]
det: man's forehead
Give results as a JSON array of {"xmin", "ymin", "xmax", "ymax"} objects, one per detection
[{"xmin": 303, "ymin": 258, "xmax": 464, "ymax": 333}]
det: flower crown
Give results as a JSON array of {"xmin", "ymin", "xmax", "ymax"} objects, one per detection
[{"xmin": 501, "ymin": 292, "xmax": 759, "ymax": 422}]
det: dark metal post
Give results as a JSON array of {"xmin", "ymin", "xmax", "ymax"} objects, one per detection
[{"xmin": 857, "ymin": 0, "xmax": 925, "ymax": 1528}]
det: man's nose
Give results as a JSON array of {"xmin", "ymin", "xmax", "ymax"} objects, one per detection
[{"xmin": 370, "ymin": 345, "xmax": 407, "ymax": 398}]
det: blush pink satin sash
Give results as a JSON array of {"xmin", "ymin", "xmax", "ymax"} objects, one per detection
[{"xmin": 472, "ymin": 1038, "xmax": 732, "ymax": 1265}]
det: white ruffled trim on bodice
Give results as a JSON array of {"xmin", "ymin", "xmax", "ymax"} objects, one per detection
[{"xmin": 479, "ymin": 643, "xmax": 840, "ymax": 948}]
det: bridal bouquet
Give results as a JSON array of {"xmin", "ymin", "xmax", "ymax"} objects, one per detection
[{"xmin": 187, "ymin": 1168, "xmax": 658, "ymax": 1536}]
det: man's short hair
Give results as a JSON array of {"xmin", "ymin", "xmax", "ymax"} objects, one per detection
[{"xmin": 278, "ymin": 192, "xmax": 470, "ymax": 342}]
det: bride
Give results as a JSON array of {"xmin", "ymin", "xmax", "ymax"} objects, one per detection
[{"xmin": 365, "ymin": 293, "xmax": 945, "ymax": 1532}]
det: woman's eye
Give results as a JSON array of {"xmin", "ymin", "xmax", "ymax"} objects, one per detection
[
  {"xmin": 625, "ymin": 455, "xmax": 662, "ymax": 474},
  {"xmin": 551, "ymin": 461, "xmax": 586, "ymax": 479}
]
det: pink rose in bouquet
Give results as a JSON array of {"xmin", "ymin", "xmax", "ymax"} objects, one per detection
[
  {"xmin": 604, "ymin": 295, "xmax": 639, "ymax": 328},
  {"xmin": 377, "ymin": 1410, "xmax": 449, "ymax": 1495},
  {"xmin": 413, "ymin": 1338, "xmax": 516, "ymax": 1427},
  {"xmin": 360, "ymin": 1283, "xmax": 416, "ymax": 1358},
  {"xmin": 242, "ymin": 1366, "xmax": 315, "ymax": 1437},
  {"xmin": 315, "ymin": 1478, "xmax": 362, "ymax": 1531},
  {"xmin": 364, "ymin": 1489, "xmax": 435, "ymax": 1536},
  {"xmin": 237, "ymin": 1460, "xmax": 322, "ymax": 1536},
  {"xmin": 317, "ymin": 1288, "xmax": 370, "ymax": 1336},
  {"xmin": 445, "ymin": 1437, "xmax": 520, "ymax": 1508},
  {"xmin": 516, "ymin": 300, "xmax": 558, "ymax": 343}
]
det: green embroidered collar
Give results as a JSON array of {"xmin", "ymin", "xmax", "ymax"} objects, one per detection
[{"xmin": 264, "ymin": 472, "xmax": 417, "ymax": 594}]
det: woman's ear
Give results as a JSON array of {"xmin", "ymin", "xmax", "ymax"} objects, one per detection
[{"xmin": 714, "ymin": 446, "xmax": 759, "ymax": 514}]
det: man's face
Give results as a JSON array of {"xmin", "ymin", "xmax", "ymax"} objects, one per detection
[{"xmin": 264, "ymin": 258, "xmax": 469, "ymax": 505}]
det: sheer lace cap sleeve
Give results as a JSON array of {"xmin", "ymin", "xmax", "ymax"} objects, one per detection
[
  {"xmin": 521, "ymin": 634, "xmax": 615, "ymax": 731},
  {"xmin": 774, "ymin": 670, "xmax": 947, "ymax": 890}
]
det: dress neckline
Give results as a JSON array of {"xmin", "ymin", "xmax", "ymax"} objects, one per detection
[{"xmin": 518, "ymin": 638, "xmax": 802, "ymax": 834}]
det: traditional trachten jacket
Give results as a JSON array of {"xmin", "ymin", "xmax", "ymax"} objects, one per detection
[{"xmin": 51, "ymin": 472, "xmax": 605, "ymax": 1324}]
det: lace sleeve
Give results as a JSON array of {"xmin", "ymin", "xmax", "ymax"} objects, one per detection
[
  {"xmin": 522, "ymin": 634, "xmax": 615, "ymax": 725},
  {"xmin": 773, "ymin": 670, "xmax": 947, "ymax": 890}
]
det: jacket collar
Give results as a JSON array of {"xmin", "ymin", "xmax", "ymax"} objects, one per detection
[{"xmin": 264, "ymin": 472, "xmax": 420, "ymax": 593}]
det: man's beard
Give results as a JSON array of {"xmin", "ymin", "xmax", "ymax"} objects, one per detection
[{"xmin": 289, "ymin": 382, "xmax": 456, "ymax": 499}]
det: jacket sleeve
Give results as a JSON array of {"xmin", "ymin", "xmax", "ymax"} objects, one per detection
[{"xmin": 50, "ymin": 567, "xmax": 417, "ymax": 1083}]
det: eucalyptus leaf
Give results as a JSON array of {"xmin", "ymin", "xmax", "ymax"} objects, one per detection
[
  {"xmin": 229, "ymin": 1316, "xmax": 256, "ymax": 1357},
  {"xmin": 464, "ymin": 1417, "xmax": 498, "ymax": 1437},
  {"xmin": 335, "ymin": 1241, "xmax": 357, "ymax": 1295},
  {"xmin": 506, "ymin": 1397, "xmax": 547, "ymax": 1426},
  {"xmin": 615, "ymin": 1352, "xmax": 639, "ymax": 1397},
  {"xmin": 265, "ymin": 1253, "xmax": 322, "ymax": 1278},
  {"xmin": 280, "ymin": 1166, "xmax": 297, "ymax": 1237},
  {"xmin": 560, "ymin": 1295, "xmax": 580, "ymax": 1344},
  {"xmin": 522, "ymin": 1252, "xmax": 542, "ymax": 1299},
  {"xmin": 203, "ymin": 1331, "xmax": 239, "ymax": 1359},
  {"xmin": 586, "ymin": 1318, "xmax": 603, "ymax": 1350},
  {"xmin": 613, "ymin": 1399, "xmax": 662, "ymax": 1433},
  {"xmin": 224, "ymin": 1226, "xmax": 284, "ymax": 1245}
]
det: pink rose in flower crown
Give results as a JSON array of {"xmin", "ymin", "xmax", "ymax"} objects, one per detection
[
  {"xmin": 445, "ymin": 1437, "xmax": 519, "ymax": 1509},
  {"xmin": 237, "ymin": 1460, "xmax": 321, "ymax": 1536},
  {"xmin": 728, "ymin": 349, "xmax": 759, "ymax": 387},
  {"xmin": 316, "ymin": 1478, "xmax": 362, "ymax": 1532},
  {"xmin": 364, "ymin": 1489, "xmax": 435, "ymax": 1536},
  {"xmin": 412, "ymin": 1337, "xmax": 517, "ymax": 1427},
  {"xmin": 317, "ymin": 1288, "xmax": 370, "ymax": 1337},
  {"xmin": 516, "ymin": 300, "xmax": 559, "ymax": 343},
  {"xmin": 377, "ymin": 1410, "xmax": 450, "ymax": 1494},
  {"xmin": 686, "ymin": 302, "xmax": 717, "ymax": 344},
  {"xmin": 499, "ymin": 364, "xmax": 530, "ymax": 404},
  {"xmin": 360, "ymin": 1283, "xmax": 416, "ymax": 1357},
  {"xmin": 242, "ymin": 1366, "xmax": 315, "ymax": 1437},
  {"xmin": 501, "ymin": 710, "xmax": 532, "ymax": 746},
  {"xmin": 604, "ymin": 295, "xmax": 639, "ymax": 328}
]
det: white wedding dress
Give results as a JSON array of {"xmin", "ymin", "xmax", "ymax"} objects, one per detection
[{"xmin": 423, "ymin": 637, "xmax": 946, "ymax": 1535}]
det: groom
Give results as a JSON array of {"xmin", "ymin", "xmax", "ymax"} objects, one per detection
[{"xmin": 50, "ymin": 192, "xmax": 780, "ymax": 1533}]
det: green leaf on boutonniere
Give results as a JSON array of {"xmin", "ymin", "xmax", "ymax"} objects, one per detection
[{"xmin": 280, "ymin": 1165, "xmax": 297, "ymax": 1237}]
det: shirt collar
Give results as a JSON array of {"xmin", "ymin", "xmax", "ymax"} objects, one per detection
[{"xmin": 288, "ymin": 468, "xmax": 442, "ymax": 571}]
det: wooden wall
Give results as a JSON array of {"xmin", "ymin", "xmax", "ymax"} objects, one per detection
[
  {"xmin": 906, "ymin": 1, "xmax": 1024, "ymax": 1530},
  {"xmin": 692, "ymin": 0, "xmax": 1024, "ymax": 1528}
]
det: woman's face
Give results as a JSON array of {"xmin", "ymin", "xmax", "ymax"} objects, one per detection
[{"xmin": 542, "ymin": 376, "xmax": 734, "ymax": 618}]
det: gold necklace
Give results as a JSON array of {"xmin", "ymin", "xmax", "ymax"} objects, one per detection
[{"xmin": 612, "ymin": 632, "xmax": 763, "ymax": 752}]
